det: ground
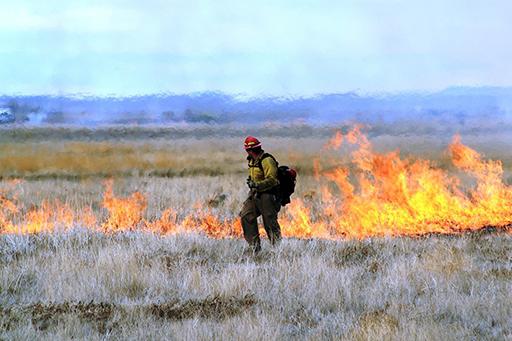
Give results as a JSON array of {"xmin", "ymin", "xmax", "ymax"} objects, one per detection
[
  {"xmin": 1, "ymin": 231, "xmax": 511, "ymax": 340},
  {"xmin": 1, "ymin": 125, "xmax": 511, "ymax": 339}
]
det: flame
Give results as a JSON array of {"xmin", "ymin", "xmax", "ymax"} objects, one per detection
[
  {"xmin": 305, "ymin": 127, "xmax": 512, "ymax": 237},
  {"xmin": 324, "ymin": 130, "xmax": 344, "ymax": 150},
  {"xmin": 1, "ymin": 196, "xmax": 97, "ymax": 234},
  {"xmin": 281, "ymin": 200, "xmax": 331, "ymax": 239},
  {"xmin": 102, "ymin": 180, "xmax": 147, "ymax": 231},
  {"xmin": 144, "ymin": 208, "xmax": 178, "ymax": 234},
  {"xmin": 1, "ymin": 128, "xmax": 511, "ymax": 238},
  {"xmin": 0, "ymin": 192, "xmax": 17, "ymax": 232}
]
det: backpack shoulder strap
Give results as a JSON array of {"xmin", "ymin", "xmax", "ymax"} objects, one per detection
[{"xmin": 257, "ymin": 153, "xmax": 278, "ymax": 170}]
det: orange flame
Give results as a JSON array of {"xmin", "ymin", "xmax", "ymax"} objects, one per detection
[
  {"xmin": 305, "ymin": 127, "xmax": 512, "ymax": 237},
  {"xmin": 0, "ymin": 193, "xmax": 17, "ymax": 232},
  {"xmin": 102, "ymin": 180, "xmax": 147, "ymax": 231},
  {"xmin": 1, "ymin": 128, "xmax": 511, "ymax": 238},
  {"xmin": 324, "ymin": 130, "xmax": 343, "ymax": 150}
]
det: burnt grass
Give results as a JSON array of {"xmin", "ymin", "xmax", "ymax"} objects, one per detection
[
  {"xmin": 1, "ymin": 302, "xmax": 114, "ymax": 334},
  {"xmin": 1, "ymin": 295, "xmax": 256, "ymax": 334},
  {"xmin": 149, "ymin": 294, "xmax": 256, "ymax": 320}
]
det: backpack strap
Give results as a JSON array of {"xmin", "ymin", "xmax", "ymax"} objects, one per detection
[
  {"xmin": 247, "ymin": 153, "xmax": 278, "ymax": 170},
  {"xmin": 256, "ymin": 153, "xmax": 278, "ymax": 171}
]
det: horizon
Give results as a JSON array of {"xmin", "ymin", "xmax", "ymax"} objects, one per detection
[
  {"xmin": 1, "ymin": 84, "xmax": 511, "ymax": 127},
  {"xmin": 2, "ymin": 85, "xmax": 512, "ymax": 100}
]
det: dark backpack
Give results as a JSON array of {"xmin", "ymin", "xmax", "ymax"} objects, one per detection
[{"xmin": 257, "ymin": 153, "xmax": 297, "ymax": 206}]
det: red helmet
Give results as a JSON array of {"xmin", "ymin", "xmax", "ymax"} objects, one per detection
[{"xmin": 244, "ymin": 136, "xmax": 261, "ymax": 150}]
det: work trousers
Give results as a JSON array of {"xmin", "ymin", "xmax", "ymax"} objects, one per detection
[{"xmin": 240, "ymin": 192, "xmax": 282, "ymax": 250}]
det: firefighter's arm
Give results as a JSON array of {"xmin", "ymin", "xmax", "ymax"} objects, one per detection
[{"xmin": 255, "ymin": 157, "xmax": 279, "ymax": 191}]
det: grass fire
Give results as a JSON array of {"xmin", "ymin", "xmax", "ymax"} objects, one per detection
[
  {"xmin": 1, "ymin": 125, "xmax": 511, "ymax": 340},
  {"xmin": 1, "ymin": 127, "xmax": 511, "ymax": 238}
]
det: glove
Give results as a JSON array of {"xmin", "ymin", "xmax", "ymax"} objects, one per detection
[{"xmin": 246, "ymin": 178, "xmax": 257, "ymax": 189}]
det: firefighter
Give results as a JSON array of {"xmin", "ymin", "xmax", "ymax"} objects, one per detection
[{"xmin": 240, "ymin": 136, "xmax": 282, "ymax": 253}]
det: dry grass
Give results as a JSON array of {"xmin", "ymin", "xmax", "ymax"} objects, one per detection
[
  {"xmin": 2, "ymin": 126, "xmax": 512, "ymax": 179},
  {"xmin": 2, "ymin": 125, "xmax": 512, "ymax": 339},
  {"xmin": 0, "ymin": 232, "xmax": 510, "ymax": 340},
  {"xmin": 0, "ymin": 138, "xmax": 323, "ymax": 178}
]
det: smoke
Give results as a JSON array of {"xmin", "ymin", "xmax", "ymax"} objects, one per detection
[{"xmin": 1, "ymin": 87, "xmax": 511, "ymax": 134}]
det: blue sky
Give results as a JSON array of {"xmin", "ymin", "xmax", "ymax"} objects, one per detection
[{"xmin": 0, "ymin": 0, "xmax": 511, "ymax": 96}]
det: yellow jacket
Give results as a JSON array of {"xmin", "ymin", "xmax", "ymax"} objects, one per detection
[{"xmin": 248, "ymin": 153, "xmax": 279, "ymax": 192}]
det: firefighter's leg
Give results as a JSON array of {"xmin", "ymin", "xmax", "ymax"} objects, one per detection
[
  {"xmin": 240, "ymin": 196, "xmax": 261, "ymax": 252},
  {"xmin": 259, "ymin": 193, "xmax": 282, "ymax": 245}
]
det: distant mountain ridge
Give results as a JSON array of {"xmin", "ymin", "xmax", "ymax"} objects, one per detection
[{"xmin": 1, "ymin": 86, "xmax": 511, "ymax": 126}]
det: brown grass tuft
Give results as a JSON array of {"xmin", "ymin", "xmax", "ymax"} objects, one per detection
[{"xmin": 149, "ymin": 295, "xmax": 256, "ymax": 320}]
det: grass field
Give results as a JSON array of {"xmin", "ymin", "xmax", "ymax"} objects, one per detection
[
  {"xmin": 1, "ymin": 125, "xmax": 512, "ymax": 339},
  {"xmin": 2, "ymin": 124, "xmax": 512, "ymax": 179},
  {"xmin": 1, "ymin": 231, "xmax": 511, "ymax": 340}
]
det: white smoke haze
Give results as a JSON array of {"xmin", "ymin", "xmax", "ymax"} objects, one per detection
[
  {"xmin": 1, "ymin": 1, "xmax": 511, "ymax": 95},
  {"xmin": 1, "ymin": 87, "xmax": 512, "ymax": 139}
]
